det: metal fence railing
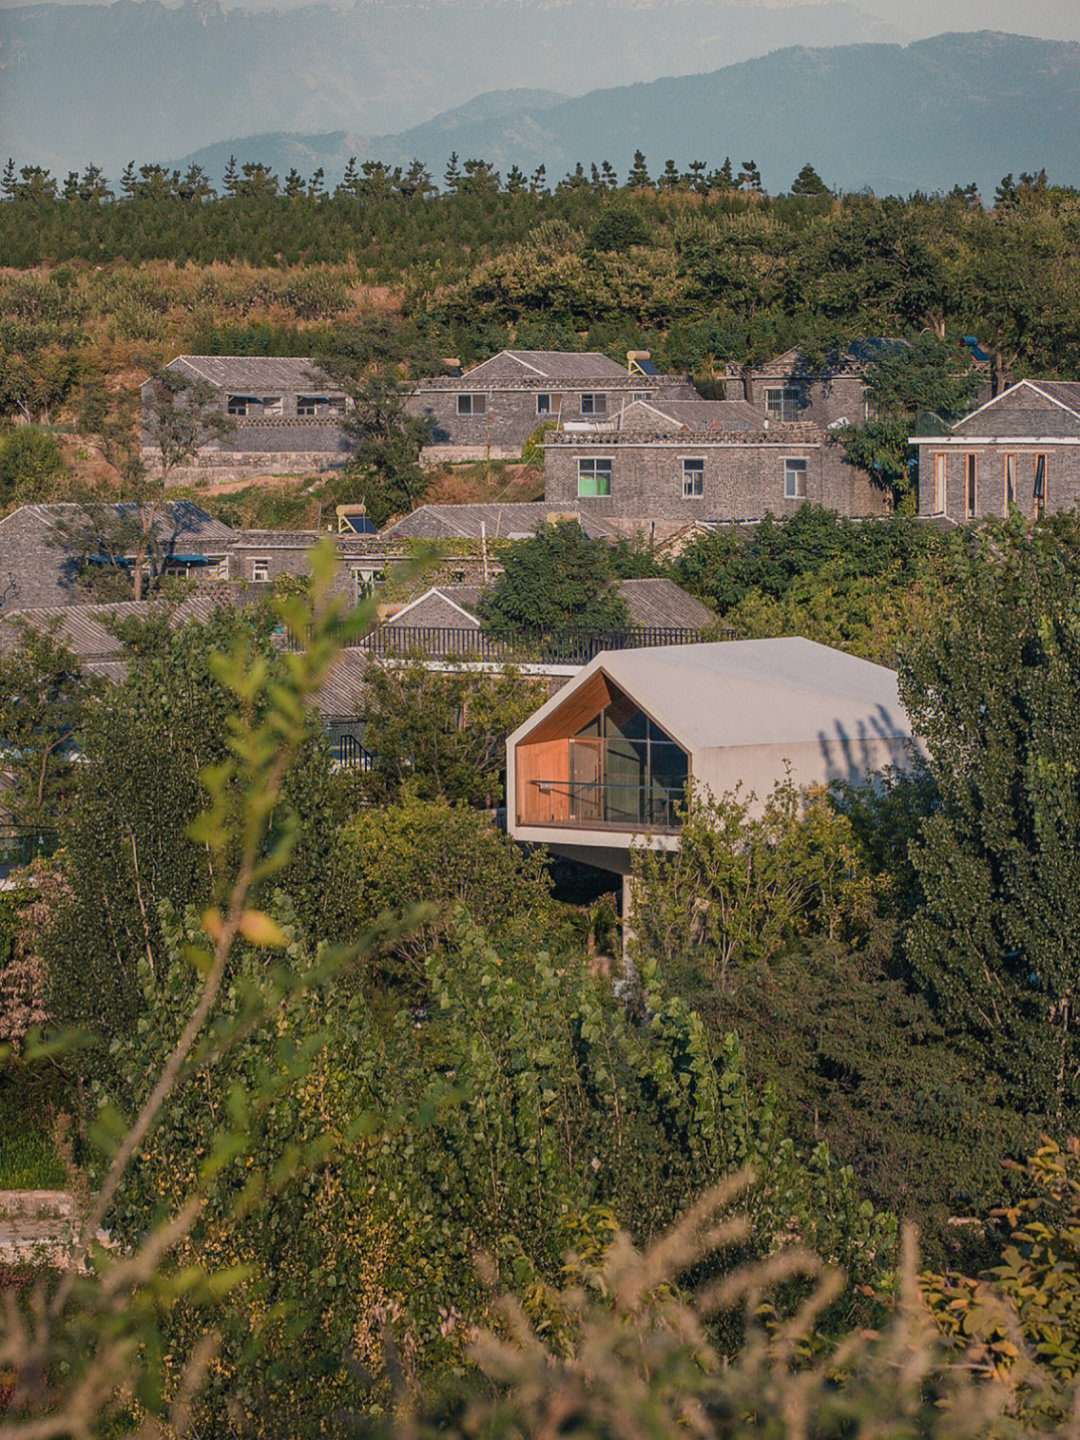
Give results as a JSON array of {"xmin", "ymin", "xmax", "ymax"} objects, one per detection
[
  {"xmin": 0, "ymin": 827, "xmax": 59, "ymax": 873},
  {"xmin": 359, "ymin": 624, "xmax": 726, "ymax": 665}
]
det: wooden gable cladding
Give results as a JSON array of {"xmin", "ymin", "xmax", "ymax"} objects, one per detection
[
  {"xmin": 516, "ymin": 739, "xmax": 571, "ymax": 824},
  {"xmin": 521, "ymin": 670, "xmax": 619, "ymax": 746}
]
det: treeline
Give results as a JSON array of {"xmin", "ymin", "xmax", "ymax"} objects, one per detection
[{"xmin": 0, "ymin": 162, "xmax": 1075, "ymax": 398}]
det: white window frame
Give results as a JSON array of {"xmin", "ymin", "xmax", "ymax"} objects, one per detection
[
  {"xmin": 297, "ymin": 394, "xmax": 328, "ymax": 417},
  {"xmin": 933, "ymin": 452, "xmax": 947, "ymax": 513},
  {"xmin": 577, "ymin": 456, "xmax": 613, "ymax": 497},
  {"xmin": 580, "ymin": 393, "xmax": 607, "ymax": 415},
  {"xmin": 226, "ymin": 394, "xmax": 250, "ymax": 417},
  {"xmin": 1004, "ymin": 453, "xmax": 1016, "ymax": 513},
  {"xmin": 536, "ymin": 393, "xmax": 552, "ymax": 415},
  {"xmin": 456, "ymin": 393, "xmax": 487, "ymax": 416},
  {"xmin": 261, "ymin": 395, "xmax": 284, "ymax": 416},
  {"xmin": 251, "ymin": 558, "xmax": 270, "ymax": 583},
  {"xmin": 765, "ymin": 386, "xmax": 804, "ymax": 423},
  {"xmin": 783, "ymin": 457, "xmax": 807, "ymax": 500},
  {"xmin": 682, "ymin": 457, "xmax": 705, "ymax": 499}
]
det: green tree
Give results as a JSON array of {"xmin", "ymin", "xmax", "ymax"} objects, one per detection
[
  {"xmin": 0, "ymin": 624, "xmax": 90, "ymax": 825},
  {"xmin": 480, "ymin": 520, "xmax": 630, "ymax": 640},
  {"xmin": 354, "ymin": 657, "xmax": 544, "ymax": 808},
  {"xmin": 902, "ymin": 515, "xmax": 1080, "ymax": 1129},
  {"xmin": 0, "ymin": 425, "xmax": 66, "ymax": 505},
  {"xmin": 790, "ymin": 162, "xmax": 830, "ymax": 197}
]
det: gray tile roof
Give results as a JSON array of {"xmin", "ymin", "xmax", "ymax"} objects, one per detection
[
  {"xmin": 463, "ymin": 350, "xmax": 632, "ymax": 383},
  {"xmin": 165, "ymin": 355, "xmax": 339, "ymax": 393},
  {"xmin": 0, "ymin": 591, "xmax": 240, "ymax": 660},
  {"xmin": 0, "ymin": 502, "xmax": 237, "ymax": 612},
  {"xmin": 229, "ymin": 529, "xmax": 390, "ymax": 556},
  {"xmin": 381, "ymin": 502, "xmax": 622, "ymax": 542},
  {"xmin": 615, "ymin": 579, "xmax": 717, "ymax": 630},
  {"xmin": 949, "ymin": 380, "xmax": 1080, "ymax": 438},
  {"xmin": 314, "ymin": 651, "xmax": 369, "ymax": 721}
]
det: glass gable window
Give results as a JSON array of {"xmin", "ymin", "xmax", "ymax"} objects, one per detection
[
  {"xmin": 784, "ymin": 458, "xmax": 807, "ymax": 499},
  {"xmin": 457, "ymin": 393, "xmax": 487, "ymax": 415},
  {"xmin": 578, "ymin": 457, "xmax": 612, "ymax": 497},
  {"xmin": 580, "ymin": 393, "xmax": 607, "ymax": 415},
  {"xmin": 567, "ymin": 695, "xmax": 688, "ymax": 828},
  {"xmin": 682, "ymin": 457, "xmax": 704, "ymax": 498}
]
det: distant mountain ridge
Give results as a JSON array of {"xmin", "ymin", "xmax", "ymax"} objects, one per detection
[
  {"xmin": 0, "ymin": 0, "xmax": 902, "ymax": 175},
  {"xmin": 173, "ymin": 31, "xmax": 1080, "ymax": 196}
]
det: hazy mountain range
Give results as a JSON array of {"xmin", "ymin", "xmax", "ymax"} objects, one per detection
[
  {"xmin": 172, "ymin": 32, "xmax": 1080, "ymax": 196},
  {"xmin": 2, "ymin": 0, "xmax": 905, "ymax": 175}
]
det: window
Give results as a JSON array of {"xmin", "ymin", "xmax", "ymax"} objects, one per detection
[
  {"xmin": 580, "ymin": 393, "xmax": 607, "ymax": 415},
  {"xmin": 577, "ymin": 457, "xmax": 612, "ymax": 497},
  {"xmin": 783, "ymin": 458, "xmax": 807, "ymax": 500},
  {"xmin": 537, "ymin": 393, "xmax": 551, "ymax": 415},
  {"xmin": 226, "ymin": 394, "xmax": 249, "ymax": 416},
  {"xmin": 1004, "ymin": 453, "xmax": 1017, "ymax": 511},
  {"xmin": 765, "ymin": 386, "xmax": 804, "ymax": 423},
  {"xmin": 262, "ymin": 395, "xmax": 283, "ymax": 416},
  {"xmin": 297, "ymin": 395, "xmax": 328, "ymax": 416},
  {"xmin": 251, "ymin": 558, "xmax": 270, "ymax": 583},
  {"xmin": 632, "ymin": 391, "xmax": 648, "ymax": 402},
  {"xmin": 682, "ymin": 458, "xmax": 704, "ymax": 498},
  {"xmin": 1034, "ymin": 453, "xmax": 1047, "ymax": 519},
  {"xmin": 934, "ymin": 452, "xmax": 947, "ymax": 512},
  {"xmin": 352, "ymin": 567, "xmax": 384, "ymax": 603},
  {"xmin": 456, "ymin": 393, "xmax": 487, "ymax": 416},
  {"xmin": 965, "ymin": 453, "xmax": 977, "ymax": 517}
]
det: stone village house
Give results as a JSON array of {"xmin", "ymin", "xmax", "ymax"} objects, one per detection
[{"xmin": 911, "ymin": 379, "xmax": 1080, "ymax": 522}]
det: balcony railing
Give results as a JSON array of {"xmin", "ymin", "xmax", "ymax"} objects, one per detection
[
  {"xmin": 529, "ymin": 779, "xmax": 685, "ymax": 830},
  {"xmin": 361, "ymin": 624, "xmax": 725, "ymax": 665},
  {"xmin": 0, "ymin": 827, "xmax": 58, "ymax": 874}
]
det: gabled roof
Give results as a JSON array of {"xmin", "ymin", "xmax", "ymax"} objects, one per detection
[
  {"xmin": 462, "ymin": 350, "xmax": 630, "ymax": 383},
  {"xmin": 0, "ymin": 500, "xmax": 236, "ymax": 551},
  {"xmin": 162, "ymin": 355, "xmax": 339, "ymax": 392},
  {"xmin": 0, "ymin": 592, "xmax": 236, "ymax": 660},
  {"xmin": 510, "ymin": 637, "xmax": 909, "ymax": 754},
  {"xmin": 732, "ymin": 339, "xmax": 907, "ymax": 380},
  {"xmin": 385, "ymin": 586, "xmax": 484, "ymax": 628},
  {"xmin": 944, "ymin": 379, "xmax": 1080, "ymax": 438},
  {"xmin": 615, "ymin": 398, "xmax": 762, "ymax": 433}
]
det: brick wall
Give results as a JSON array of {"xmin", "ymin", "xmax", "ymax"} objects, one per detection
[
  {"xmin": 544, "ymin": 437, "xmax": 887, "ymax": 522},
  {"xmin": 741, "ymin": 373, "xmax": 869, "ymax": 427}
]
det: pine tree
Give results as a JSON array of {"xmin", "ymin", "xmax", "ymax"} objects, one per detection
[
  {"xmin": 658, "ymin": 158, "xmax": 681, "ymax": 189},
  {"xmin": 687, "ymin": 159, "xmax": 708, "ymax": 193},
  {"xmin": 308, "ymin": 167, "xmax": 325, "ymax": 199},
  {"xmin": 505, "ymin": 164, "xmax": 527, "ymax": 195},
  {"xmin": 178, "ymin": 165, "xmax": 213, "ymax": 203},
  {"xmin": 737, "ymin": 159, "xmax": 763, "ymax": 193},
  {"xmin": 0, "ymin": 158, "xmax": 15, "ymax": 201},
  {"xmin": 283, "ymin": 168, "xmax": 305, "ymax": 198},
  {"xmin": 790, "ymin": 162, "xmax": 830, "ymax": 197},
  {"xmin": 711, "ymin": 156, "xmax": 734, "ymax": 189},
  {"xmin": 62, "ymin": 171, "xmax": 81, "ymax": 201},
  {"xmin": 339, "ymin": 157, "xmax": 360, "ymax": 197},
  {"xmin": 444, "ymin": 151, "xmax": 462, "ymax": 193},
  {"xmin": 600, "ymin": 160, "xmax": 618, "ymax": 191},
  {"xmin": 529, "ymin": 164, "xmax": 547, "ymax": 195},
  {"xmin": 119, "ymin": 161, "xmax": 137, "ymax": 199},
  {"xmin": 626, "ymin": 149, "xmax": 652, "ymax": 188},
  {"xmin": 79, "ymin": 164, "xmax": 113, "ymax": 202},
  {"xmin": 222, "ymin": 154, "xmax": 239, "ymax": 197},
  {"xmin": 400, "ymin": 159, "xmax": 434, "ymax": 200}
]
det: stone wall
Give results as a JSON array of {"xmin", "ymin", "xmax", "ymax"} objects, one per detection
[
  {"xmin": 406, "ymin": 377, "xmax": 699, "ymax": 453},
  {"xmin": 739, "ymin": 373, "xmax": 870, "ymax": 428},
  {"xmin": 917, "ymin": 442, "xmax": 1079, "ymax": 520},
  {"xmin": 544, "ymin": 436, "xmax": 887, "ymax": 522}
]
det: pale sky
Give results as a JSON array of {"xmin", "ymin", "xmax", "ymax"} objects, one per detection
[{"xmin": 1, "ymin": 0, "xmax": 1079, "ymax": 41}]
